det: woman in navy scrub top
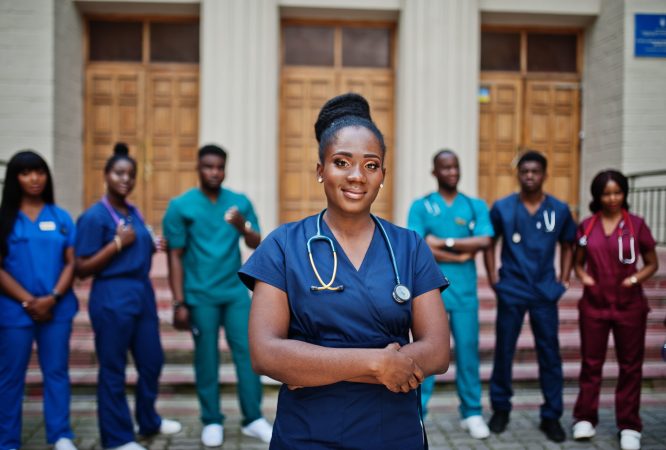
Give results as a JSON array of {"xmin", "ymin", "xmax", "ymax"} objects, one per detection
[
  {"xmin": 74, "ymin": 144, "xmax": 181, "ymax": 450},
  {"xmin": 239, "ymin": 93, "xmax": 451, "ymax": 450},
  {"xmin": 0, "ymin": 151, "xmax": 78, "ymax": 450},
  {"xmin": 571, "ymin": 170, "xmax": 658, "ymax": 450}
]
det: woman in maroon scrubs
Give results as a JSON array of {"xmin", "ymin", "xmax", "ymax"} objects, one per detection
[{"xmin": 571, "ymin": 170, "xmax": 658, "ymax": 450}]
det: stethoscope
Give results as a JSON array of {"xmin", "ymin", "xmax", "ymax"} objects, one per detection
[
  {"xmin": 307, "ymin": 209, "xmax": 412, "ymax": 304},
  {"xmin": 423, "ymin": 193, "xmax": 476, "ymax": 232},
  {"xmin": 578, "ymin": 209, "xmax": 636, "ymax": 264},
  {"xmin": 511, "ymin": 195, "xmax": 556, "ymax": 244}
]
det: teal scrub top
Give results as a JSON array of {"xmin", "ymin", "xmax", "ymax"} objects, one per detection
[
  {"xmin": 407, "ymin": 192, "xmax": 494, "ymax": 311},
  {"xmin": 162, "ymin": 187, "xmax": 260, "ymax": 305}
]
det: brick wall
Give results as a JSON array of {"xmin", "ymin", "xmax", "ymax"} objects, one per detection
[
  {"xmin": 580, "ymin": 0, "xmax": 625, "ymax": 213},
  {"xmin": 0, "ymin": 0, "xmax": 54, "ymax": 163}
]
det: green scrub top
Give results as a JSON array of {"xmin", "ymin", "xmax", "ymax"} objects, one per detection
[
  {"xmin": 407, "ymin": 192, "xmax": 493, "ymax": 311},
  {"xmin": 163, "ymin": 187, "xmax": 260, "ymax": 305}
]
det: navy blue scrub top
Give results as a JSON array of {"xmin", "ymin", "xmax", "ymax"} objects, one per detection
[
  {"xmin": 0, "ymin": 205, "xmax": 77, "ymax": 327},
  {"xmin": 490, "ymin": 193, "xmax": 576, "ymax": 302},
  {"xmin": 239, "ymin": 215, "xmax": 447, "ymax": 450},
  {"xmin": 75, "ymin": 202, "xmax": 155, "ymax": 314}
]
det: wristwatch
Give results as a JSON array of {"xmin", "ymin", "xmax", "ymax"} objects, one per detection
[
  {"xmin": 173, "ymin": 300, "xmax": 185, "ymax": 308},
  {"xmin": 51, "ymin": 289, "xmax": 63, "ymax": 302},
  {"xmin": 444, "ymin": 238, "xmax": 455, "ymax": 249},
  {"xmin": 630, "ymin": 275, "xmax": 639, "ymax": 285}
]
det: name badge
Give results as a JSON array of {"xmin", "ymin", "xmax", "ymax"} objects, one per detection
[
  {"xmin": 454, "ymin": 217, "xmax": 467, "ymax": 226},
  {"xmin": 39, "ymin": 221, "xmax": 57, "ymax": 231}
]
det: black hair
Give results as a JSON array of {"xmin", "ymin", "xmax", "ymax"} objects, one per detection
[
  {"xmin": 517, "ymin": 150, "xmax": 547, "ymax": 172},
  {"xmin": 104, "ymin": 143, "xmax": 137, "ymax": 174},
  {"xmin": 198, "ymin": 144, "xmax": 227, "ymax": 161},
  {"xmin": 432, "ymin": 149, "xmax": 458, "ymax": 167},
  {"xmin": 0, "ymin": 150, "xmax": 55, "ymax": 257},
  {"xmin": 314, "ymin": 93, "xmax": 386, "ymax": 163},
  {"xmin": 589, "ymin": 169, "xmax": 630, "ymax": 213}
]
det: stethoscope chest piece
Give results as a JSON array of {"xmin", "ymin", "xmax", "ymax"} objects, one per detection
[{"xmin": 392, "ymin": 284, "xmax": 412, "ymax": 304}]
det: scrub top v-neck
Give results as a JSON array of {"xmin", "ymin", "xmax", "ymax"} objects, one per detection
[
  {"xmin": 0, "ymin": 205, "xmax": 77, "ymax": 327},
  {"xmin": 239, "ymin": 214, "xmax": 447, "ymax": 450}
]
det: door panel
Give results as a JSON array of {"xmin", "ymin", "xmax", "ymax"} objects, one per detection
[
  {"xmin": 146, "ymin": 68, "xmax": 199, "ymax": 227},
  {"xmin": 85, "ymin": 67, "xmax": 145, "ymax": 210},
  {"xmin": 478, "ymin": 78, "xmax": 522, "ymax": 205},
  {"xmin": 524, "ymin": 80, "xmax": 580, "ymax": 212}
]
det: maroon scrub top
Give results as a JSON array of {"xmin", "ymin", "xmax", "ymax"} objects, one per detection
[{"xmin": 577, "ymin": 212, "xmax": 656, "ymax": 309}]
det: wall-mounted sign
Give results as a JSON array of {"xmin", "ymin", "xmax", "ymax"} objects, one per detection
[
  {"xmin": 478, "ymin": 86, "xmax": 490, "ymax": 104},
  {"xmin": 635, "ymin": 14, "xmax": 666, "ymax": 58}
]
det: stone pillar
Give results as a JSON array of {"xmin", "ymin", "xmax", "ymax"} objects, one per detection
[
  {"xmin": 200, "ymin": 0, "xmax": 280, "ymax": 230},
  {"xmin": 395, "ymin": 0, "xmax": 480, "ymax": 225}
]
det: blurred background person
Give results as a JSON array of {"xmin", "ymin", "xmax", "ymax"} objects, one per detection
[{"xmin": 0, "ymin": 150, "xmax": 78, "ymax": 450}]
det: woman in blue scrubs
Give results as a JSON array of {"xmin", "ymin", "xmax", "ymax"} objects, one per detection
[
  {"xmin": 0, "ymin": 151, "xmax": 78, "ymax": 450},
  {"xmin": 239, "ymin": 93, "xmax": 451, "ymax": 450},
  {"xmin": 75, "ymin": 144, "xmax": 180, "ymax": 450}
]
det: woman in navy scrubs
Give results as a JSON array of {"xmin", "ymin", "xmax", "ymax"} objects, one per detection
[
  {"xmin": 0, "ymin": 151, "xmax": 78, "ymax": 450},
  {"xmin": 572, "ymin": 170, "xmax": 658, "ymax": 450},
  {"xmin": 239, "ymin": 93, "xmax": 451, "ymax": 450},
  {"xmin": 75, "ymin": 144, "xmax": 180, "ymax": 450}
]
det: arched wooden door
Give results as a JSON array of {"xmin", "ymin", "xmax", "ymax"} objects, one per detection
[
  {"xmin": 279, "ymin": 21, "xmax": 396, "ymax": 223},
  {"xmin": 84, "ymin": 19, "xmax": 199, "ymax": 228}
]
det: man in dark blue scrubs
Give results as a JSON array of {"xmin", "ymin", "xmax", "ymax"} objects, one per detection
[{"xmin": 483, "ymin": 151, "xmax": 575, "ymax": 443}]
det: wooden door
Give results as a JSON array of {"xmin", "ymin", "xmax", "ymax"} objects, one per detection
[
  {"xmin": 85, "ymin": 67, "xmax": 146, "ymax": 208},
  {"xmin": 84, "ymin": 18, "xmax": 200, "ymax": 228},
  {"xmin": 279, "ymin": 22, "xmax": 395, "ymax": 224},
  {"xmin": 145, "ymin": 68, "xmax": 199, "ymax": 226},
  {"xmin": 523, "ymin": 80, "xmax": 580, "ymax": 211},
  {"xmin": 478, "ymin": 77, "xmax": 522, "ymax": 204}
]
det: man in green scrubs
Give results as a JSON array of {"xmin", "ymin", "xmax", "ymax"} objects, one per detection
[
  {"xmin": 163, "ymin": 145, "xmax": 272, "ymax": 447},
  {"xmin": 407, "ymin": 149, "xmax": 493, "ymax": 439}
]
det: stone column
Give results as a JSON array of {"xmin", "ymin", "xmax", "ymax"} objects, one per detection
[
  {"xmin": 200, "ymin": 0, "xmax": 280, "ymax": 230},
  {"xmin": 395, "ymin": 0, "xmax": 480, "ymax": 225}
]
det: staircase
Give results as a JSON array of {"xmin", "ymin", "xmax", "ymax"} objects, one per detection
[{"xmin": 27, "ymin": 251, "xmax": 666, "ymax": 393}]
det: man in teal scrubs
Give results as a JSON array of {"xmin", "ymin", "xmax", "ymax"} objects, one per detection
[
  {"xmin": 163, "ymin": 145, "xmax": 272, "ymax": 447},
  {"xmin": 407, "ymin": 149, "xmax": 493, "ymax": 439}
]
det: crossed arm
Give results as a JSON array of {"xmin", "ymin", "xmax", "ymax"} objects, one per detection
[{"xmin": 248, "ymin": 281, "xmax": 450, "ymax": 393}]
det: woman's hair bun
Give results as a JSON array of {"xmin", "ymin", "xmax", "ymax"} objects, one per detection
[
  {"xmin": 113, "ymin": 142, "xmax": 129, "ymax": 156},
  {"xmin": 315, "ymin": 93, "xmax": 372, "ymax": 143}
]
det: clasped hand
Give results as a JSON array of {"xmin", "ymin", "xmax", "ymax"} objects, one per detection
[
  {"xmin": 376, "ymin": 343, "xmax": 424, "ymax": 393},
  {"xmin": 23, "ymin": 296, "xmax": 55, "ymax": 322}
]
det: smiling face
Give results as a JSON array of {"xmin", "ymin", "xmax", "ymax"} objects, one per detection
[
  {"xmin": 106, "ymin": 159, "xmax": 136, "ymax": 199},
  {"xmin": 17, "ymin": 168, "xmax": 48, "ymax": 198},
  {"xmin": 599, "ymin": 179, "xmax": 625, "ymax": 215},
  {"xmin": 433, "ymin": 153, "xmax": 460, "ymax": 191},
  {"xmin": 316, "ymin": 126, "xmax": 385, "ymax": 216}
]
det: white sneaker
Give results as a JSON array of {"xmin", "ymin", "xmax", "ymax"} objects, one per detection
[
  {"xmin": 242, "ymin": 417, "xmax": 273, "ymax": 443},
  {"xmin": 460, "ymin": 415, "xmax": 490, "ymax": 439},
  {"xmin": 54, "ymin": 438, "xmax": 78, "ymax": 450},
  {"xmin": 201, "ymin": 424, "xmax": 224, "ymax": 447},
  {"xmin": 620, "ymin": 429, "xmax": 641, "ymax": 450},
  {"xmin": 160, "ymin": 418, "xmax": 183, "ymax": 435},
  {"xmin": 108, "ymin": 443, "xmax": 146, "ymax": 450},
  {"xmin": 573, "ymin": 420, "xmax": 596, "ymax": 440}
]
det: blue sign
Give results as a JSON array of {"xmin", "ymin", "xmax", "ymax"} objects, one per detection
[{"xmin": 635, "ymin": 14, "xmax": 666, "ymax": 58}]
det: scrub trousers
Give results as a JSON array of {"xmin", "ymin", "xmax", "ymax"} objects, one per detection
[
  {"xmin": 421, "ymin": 307, "xmax": 482, "ymax": 419},
  {"xmin": 189, "ymin": 299, "xmax": 263, "ymax": 426},
  {"xmin": 90, "ymin": 295, "xmax": 164, "ymax": 448},
  {"xmin": 490, "ymin": 295, "xmax": 563, "ymax": 420},
  {"xmin": 0, "ymin": 321, "xmax": 74, "ymax": 450},
  {"xmin": 573, "ymin": 303, "xmax": 648, "ymax": 432}
]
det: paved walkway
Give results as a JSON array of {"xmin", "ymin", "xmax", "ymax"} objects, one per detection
[{"xmin": 19, "ymin": 386, "xmax": 666, "ymax": 450}]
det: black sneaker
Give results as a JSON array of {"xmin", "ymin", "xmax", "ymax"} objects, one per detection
[
  {"xmin": 488, "ymin": 410, "xmax": 510, "ymax": 434},
  {"xmin": 539, "ymin": 418, "xmax": 566, "ymax": 443}
]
